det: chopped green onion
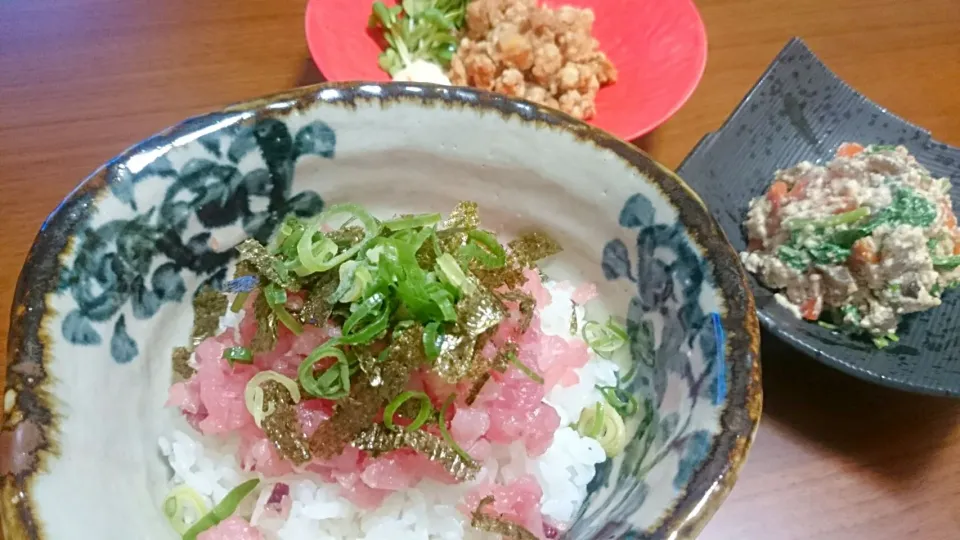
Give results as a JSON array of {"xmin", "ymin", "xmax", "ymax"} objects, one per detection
[
  {"xmin": 271, "ymin": 215, "xmax": 305, "ymax": 254},
  {"xmin": 429, "ymin": 227, "xmax": 443, "ymax": 256},
  {"xmin": 244, "ymin": 371, "xmax": 301, "ymax": 427},
  {"xmin": 263, "ymin": 283, "xmax": 287, "ymax": 307},
  {"xmin": 384, "ymin": 391, "xmax": 433, "ymax": 432},
  {"xmin": 582, "ymin": 318, "xmax": 628, "ymax": 358},
  {"xmin": 261, "ymin": 283, "xmax": 303, "ymax": 334},
  {"xmin": 273, "ymin": 304, "xmax": 304, "ymax": 335},
  {"xmin": 296, "ymin": 204, "xmax": 381, "ymax": 274},
  {"xmin": 427, "ymin": 285, "xmax": 458, "ymax": 321},
  {"xmin": 163, "ymin": 485, "xmax": 210, "ymax": 535},
  {"xmin": 223, "ymin": 346, "xmax": 253, "ymax": 365},
  {"xmin": 606, "ymin": 319, "xmax": 628, "ymax": 340},
  {"xmin": 330, "ymin": 260, "xmax": 374, "ymax": 303},
  {"xmin": 271, "ymin": 220, "xmax": 294, "ymax": 251},
  {"xmin": 383, "ymin": 213, "xmax": 442, "ymax": 231},
  {"xmin": 373, "ymin": 236, "xmax": 462, "ymax": 322},
  {"xmin": 458, "ymin": 230, "xmax": 506, "ymax": 268},
  {"xmin": 436, "ymin": 253, "xmax": 477, "ymax": 295},
  {"xmin": 872, "ymin": 332, "xmax": 899, "ymax": 349},
  {"xmin": 410, "ymin": 226, "xmax": 435, "ymax": 253},
  {"xmin": 506, "ymin": 351, "xmax": 543, "ymax": 384},
  {"xmin": 296, "ymin": 235, "xmax": 338, "ymax": 274},
  {"xmin": 181, "ymin": 479, "xmax": 260, "ymax": 540},
  {"xmin": 340, "ymin": 293, "xmax": 391, "ymax": 345},
  {"xmin": 438, "ymin": 394, "xmax": 473, "ymax": 462},
  {"xmin": 582, "ymin": 402, "xmax": 604, "ymax": 438},
  {"xmin": 274, "ymin": 215, "xmax": 307, "ymax": 259},
  {"xmin": 298, "ymin": 342, "xmax": 352, "ymax": 399},
  {"xmin": 619, "ymin": 362, "xmax": 638, "ymax": 385},
  {"xmin": 423, "ymin": 321, "xmax": 444, "ymax": 360},
  {"xmin": 230, "ymin": 292, "xmax": 249, "ymax": 313},
  {"xmin": 597, "ymin": 386, "xmax": 639, "ymax": 417},
  {"xmin": 576, "ymin": 400, "xmax": 628, "ymax": 457}
]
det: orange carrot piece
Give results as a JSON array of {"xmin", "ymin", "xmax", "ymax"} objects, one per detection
[
  {"xmin": 788, "ymin": 179, "xmax": 809, "ymax": 201},
  {"xmin": 767, "ymin": 181, "xmax": 789, "ymax": 206},
  {"xmin": 799, "ymin": 297, "xmax": 821, "ymax": 321},
  {"xmin": 851, "ymin": 238, "xmax": 880, "ymax": 265},
  {"xmin": 942, "ymin": 202, "xmax": 957, "ymax": 230},
  {"xmin": 836, "ymin": 142, "xmax": 865, "ymax": 158}
]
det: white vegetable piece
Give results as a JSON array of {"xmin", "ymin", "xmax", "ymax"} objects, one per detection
[{"xmin": 392, "ymin": 60, "xmax": 452, "ymax": 86}]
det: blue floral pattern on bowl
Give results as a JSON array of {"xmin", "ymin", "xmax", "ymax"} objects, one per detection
[
  {"xmin": 57, "ymin": 119, "xmax": 333, "ymax": 363},
  {"xmin": 2, "ymin": 83, "xmax": 760, "ymax": 540}
]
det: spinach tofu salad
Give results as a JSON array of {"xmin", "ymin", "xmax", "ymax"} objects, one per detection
[{"xmin": 741, "ymin": 143, "xmax": 960, "ymax": 347}]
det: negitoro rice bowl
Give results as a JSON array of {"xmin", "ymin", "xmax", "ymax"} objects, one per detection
[
  {"xmin": 2, "ymin": 83, "xmax": 760, "ymax": 540},
  {"xmin": 161, "ymin": 201, "xmax": 633, "ymax": 539}
]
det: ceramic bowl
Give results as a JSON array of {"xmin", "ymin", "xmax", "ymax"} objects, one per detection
[
  {"xmin": 2, "ymin": 83, "xmax": 760, "ymax": 539},
  {"xmin": 678, "ymin": 38, "xmax": 960, "ymax": 397},
  {"xmin": 304, "ymin": 0, "xmax": 708, "ymax": 140}
]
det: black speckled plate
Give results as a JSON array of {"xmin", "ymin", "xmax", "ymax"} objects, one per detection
[{"xmin": 678, "ymin": 37, "xmax": 960, "ymax": 397}]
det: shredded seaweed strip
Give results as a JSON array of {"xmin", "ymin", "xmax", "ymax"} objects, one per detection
[
  {"xmin": 309, "ymin": 327, "xmax": 424, "ymax": 459},
  {"xmin": 473, "ymin": 250, "xmax": 525, "ymax": 290},
  {"xmin": 434, "ymin": 286, "xmax": 506, "ymax": 383},
  {"xmin": 326, "ymin": 226, "xmax": 366, "ymax": 248},
  {"xmin": 570, "ymin": 302, "xmax": 579, "ymax": 336},
  {"xmin": 353, "ymin": 423, "xmax": 480, "ymax": 482},
  {"xmin": 237, "ymin": 238, "xmax": 300, "ymax": 289},
  {"xmin": 299, "ymin": 272, "xmax": 339, "ymax": 325},
  {"xmin": 470, "ymin": 496, "xmax": 540, "ymax": 540},
  {"xmin": 250, "ymin": 292, "xmax": 278, "ymax": 353},
  {"xmin": 464, "ymin": 374, "xmax": 490, "ymax": 406},
  {"xmin": 260, "ymin": 380, "xmax": 312, "ymax": 465},
  {"xmin": 353, "ymin": 346, "xmax": 384, "ymax": 388},
  {"xmin": 508, "ymin": 231, "xmax": 562, "ymax": 266},
  {"xmin": 191, "ymin": 287, "xmax": 229, "ymax": 344},
  {"xmin": 497, "ymin": 290, "xmax": 535, "ymax": 333},
  {"xmin": 441, "ymin": 201, "xmax": 481, "ymax": 234},
  {"xmin": 171, "ymin": 347, "xmax": 194, "ymax": 379},
  {"xmin": 169, "ymin": 287, "xmax": 228, "ymax": 378}
]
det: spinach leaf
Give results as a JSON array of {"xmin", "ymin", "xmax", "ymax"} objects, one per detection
[
  {"xmin": 807, "ymin": 243, "xmax": 851, "ymax": 265},
  {"xmin": 776, "ymin": 245, "xmax": 809, "ymax": 270},
  {"xmin": 933, "ymin": 255, "xmax": 960, "ymax": 271},
  {"xmin": 866, "ymin": 188, "xmax": 937, "ymax": 232}
]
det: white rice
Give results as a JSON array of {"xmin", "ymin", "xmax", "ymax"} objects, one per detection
[{"xmin": 159, "ymin": 281, "xmax": 617, "ymax": 539}]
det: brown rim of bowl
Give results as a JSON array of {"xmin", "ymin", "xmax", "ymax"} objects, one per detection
[{"xmin": 2, "ymin": 82, "xmax": 761, "ymax": 540}]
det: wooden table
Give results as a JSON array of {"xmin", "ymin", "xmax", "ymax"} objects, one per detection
[{"xmin": 1, "ymin": 0, "xmax": 959, "ymax": 538}]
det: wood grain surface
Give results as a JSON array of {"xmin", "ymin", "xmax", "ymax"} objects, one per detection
[{"xmin": 1, "ymin": 0, "xmax": 959, "ymax": 538}]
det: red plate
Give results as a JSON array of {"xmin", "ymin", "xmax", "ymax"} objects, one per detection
[{"xmin": 305, "ymin": 0, "xmax": 707, "ymax": 140}]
